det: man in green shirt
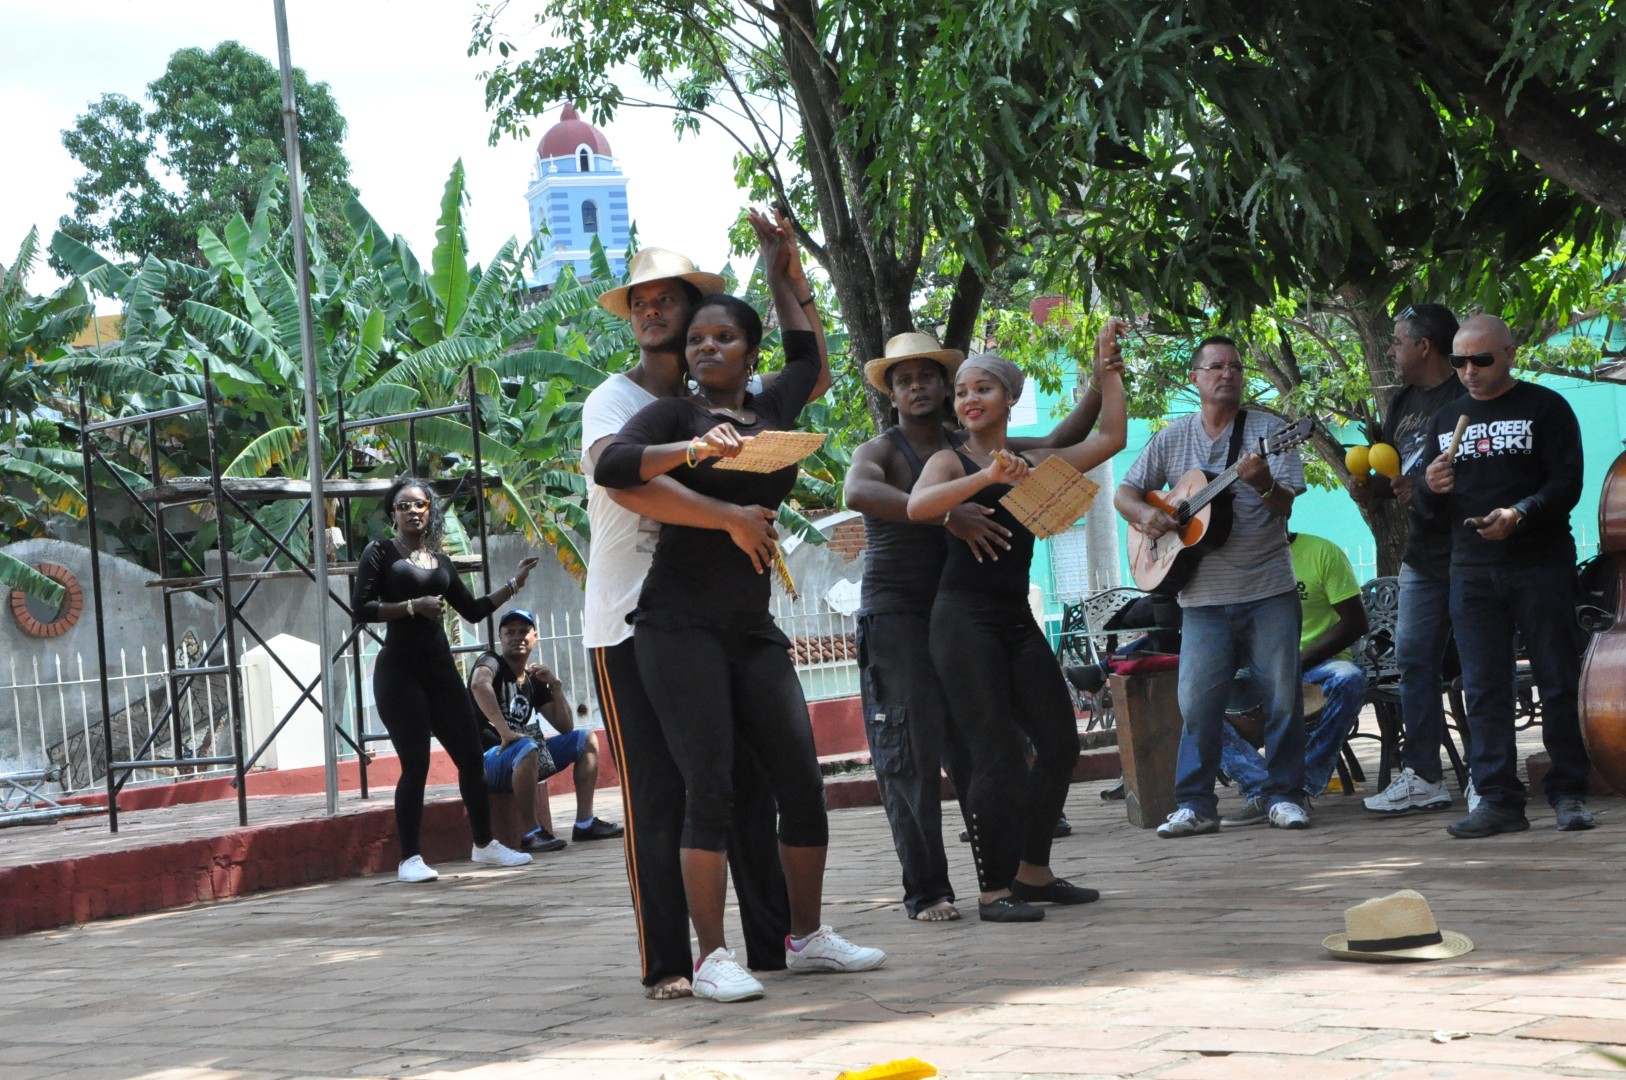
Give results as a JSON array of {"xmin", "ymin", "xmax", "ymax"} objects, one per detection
[{"xmin": 1220, "ymin": 532, "xmax": 1369, "ymax": 825}]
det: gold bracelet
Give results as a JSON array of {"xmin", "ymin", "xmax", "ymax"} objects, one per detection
[
  {"xmin": 407, "ymin": 597, "xmax": 415, "ymax": 617},
  {"xmin": 1260, "ymin": 482, "xmax": 1278, "ymax": 500},
  {"xmin": 685, "ymin": 438, "xmax": 701, "ymax": 468}
]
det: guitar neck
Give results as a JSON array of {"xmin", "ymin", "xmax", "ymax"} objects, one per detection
[{"xmin": 1184, "ymin": 462, "xmax": 1244, "ymax": 516}]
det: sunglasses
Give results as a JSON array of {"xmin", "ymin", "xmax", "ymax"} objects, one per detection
[
  {"xmin": 394, "ymin": 498, "xmax": 430, "ymax": 512},
  {"xmin": 1448, "ymin": 352, "xmax": 1498, "ymax": 369}
]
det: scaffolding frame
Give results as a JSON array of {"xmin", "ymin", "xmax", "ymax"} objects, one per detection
[{"xmin": 80, "ymin": 373, "xmax": 498, "ymax": 831}]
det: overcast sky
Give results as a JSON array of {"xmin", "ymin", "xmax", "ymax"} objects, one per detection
[{"xmin": 1, "ymin": 0, "xmax": 753, "ymax": 304}]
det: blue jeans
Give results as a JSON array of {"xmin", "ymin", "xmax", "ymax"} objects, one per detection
[
  {"xmin": 1175, "ymin": 590, "xmax": 1305, "ymax": 817},
  {"xmin": 1450, "ymin": 563, "xmax": 1591, "ymax": 810},
  {"xmin": 1396, "ymin": 563, "xmax": 1454, "ymax": 782},
  {"xmin": 1221, "ymin": 660, "xmax": 1366, "ymax": 802}
]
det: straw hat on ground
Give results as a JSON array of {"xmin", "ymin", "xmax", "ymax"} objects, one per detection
[
  {"xmin": 598, "ymin": 247, "xmax": 727, "ymax": 320},
  {"xmin": 1323, "ymin": 890, "xmax": 1474, "ymax": 962},
  {"xmin": 865, "ymin": 332, "xmax": 965, "ymax": 393}
]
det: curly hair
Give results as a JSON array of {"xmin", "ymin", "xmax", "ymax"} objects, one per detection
[{"xmin": 383, "ymin": 475, "xmax": 445, "ymax": 552}]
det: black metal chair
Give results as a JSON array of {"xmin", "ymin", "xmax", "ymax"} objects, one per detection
[{"xmin": 1053, "ymin": 587, "xmax": 1157, "ymax": 731}]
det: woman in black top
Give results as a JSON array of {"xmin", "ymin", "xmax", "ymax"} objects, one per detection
[
  {"xmin": 907, "ymin": 328, "xmax": 1127, "ymax": 922},
  {"xmin": 352, "ymin": 476, "xmax": 540, "ymax": 883},
  {"xmin": 594, "ymin": 214, "xmax": 883, "ymax": 1003}
]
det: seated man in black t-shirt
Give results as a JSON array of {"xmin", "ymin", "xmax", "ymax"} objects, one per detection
[{"xmin": 469, "ymin": 610, "xmax": 624, "ymax": 852}]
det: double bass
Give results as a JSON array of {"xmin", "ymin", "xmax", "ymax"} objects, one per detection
[{"xmin": 1579, "ymin": 451, "xmax": 1626, "ymax": 792}]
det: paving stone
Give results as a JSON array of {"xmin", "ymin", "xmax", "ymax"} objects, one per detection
[
  {"xmin": 1518, "ymin": 1018, "xmax": 1626, "ymax": 1045},
  {"xmin": 1349, "ymin": 1036, "xmax": 1586, "ymax": 1067}
]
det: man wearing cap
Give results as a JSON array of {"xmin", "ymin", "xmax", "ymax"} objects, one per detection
[
  {"xmin": 1415, "ymin": 314, "xmax": 1593, "ymax": 838},
  {"xmin": 1115, "ymin": 335, "xmax": 1309, "ymax": 836},
  {"xmin": 844, "ymin": 322, "xmax": 1123, "ymax": 921},
  {"xmin": 470, "ymin": 609, "xmax": 622, "ymax": 852},
  {"xmin": 584, "ymin": 222, "xmax": 822, "ymax": 998}
]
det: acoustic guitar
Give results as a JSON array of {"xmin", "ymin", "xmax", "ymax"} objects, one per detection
[{"xmin": 1128, "ymin": 417, "xmax": 1313, "ymax": 594}]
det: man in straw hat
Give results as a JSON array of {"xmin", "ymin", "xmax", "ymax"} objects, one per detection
[
  {"xmin": 583, "ymin": 216, "xmax": 826, "ymax": 997},
  {"xmin": 1415, "ymin": 314, "xmax": 1594, "ymax": 838},
  {"xmin": 1323, "ymin": 890, "xmax": 1473, "ymax": 961},
  {"xmin": 844, "ymin": 321, "xmax": 1125, "ymax": 921}
]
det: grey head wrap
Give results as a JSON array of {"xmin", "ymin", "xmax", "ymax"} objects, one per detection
[{"xmin": 957, "ymin": 352, "xmax": 1025, "ymax": 404}]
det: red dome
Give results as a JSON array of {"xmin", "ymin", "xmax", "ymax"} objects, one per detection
[{"xmin": 538, "ymin": 104, "xmax": 613, "ymax": 159}]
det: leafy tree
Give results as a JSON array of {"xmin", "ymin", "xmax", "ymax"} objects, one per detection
[{"xmin": 58, "ymin": 41, "xmax": 357, "ymax": 269}]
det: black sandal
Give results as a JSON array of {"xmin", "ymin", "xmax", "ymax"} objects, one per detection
[{"xmin": 977, "ymin": 896, "xmax": 1045, "ymax": 923}]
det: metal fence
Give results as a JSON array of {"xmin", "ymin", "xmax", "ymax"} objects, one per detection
[{"xmin": 2, "ymin": 595, "xmax": 863, "ymax": 797}]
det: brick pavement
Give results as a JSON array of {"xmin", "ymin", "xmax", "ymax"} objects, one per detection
[{"xmin": 4, "ymin": 740, "xmax": 1626, "ymax": 1080}]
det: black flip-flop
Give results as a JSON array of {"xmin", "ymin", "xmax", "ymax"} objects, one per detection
[{"xmin": 977, "ymin": 896, "xmax": 1044, "ymax": 923}]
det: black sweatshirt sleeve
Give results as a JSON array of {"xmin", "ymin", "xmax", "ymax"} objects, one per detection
[
  {"xmin": 1514, "ymin": 395, "xmax": 1585, "ymax": 526},
  {"xmin": 352, "ymin": 541, "xmax": 390, "ymax": 623},
  {"xmin": 594, "ymin": 398, "xmax": 686, "ymax": 489}
]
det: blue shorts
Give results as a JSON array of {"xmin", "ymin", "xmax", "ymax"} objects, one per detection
[{"xmin": 482, "ymin": 729, "xmax": 590, "ymax": 793}]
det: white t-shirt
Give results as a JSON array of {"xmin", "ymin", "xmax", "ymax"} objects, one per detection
[{"xmin": 581, "ymin": 373, "xmax": 664, "ymax": 647}]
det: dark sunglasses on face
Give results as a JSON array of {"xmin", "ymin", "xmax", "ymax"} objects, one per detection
[
  {"xmin": 395, "ymin": 498, "xmax": 430, "ymax": 511},
  {"xmin": 1448, "ymin": 352, "xmax": 1497, "ymax": 369}
]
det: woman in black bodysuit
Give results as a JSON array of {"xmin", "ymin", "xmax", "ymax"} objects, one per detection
[
  {"xmin": 593, "ymin": 212, "xmax": 884, "ymax": 1003},
  {"xmin": 907, "ymin": 328, "xmax": 1127, "ymax": 922},
  {"xmin": 353, "ymin": 477, "xmax": 540, "ymax": 883}
]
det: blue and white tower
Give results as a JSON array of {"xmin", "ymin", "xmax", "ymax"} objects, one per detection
[{"xmin": 525, "ymin": 105, "xmax": 631, "ymax": 287}]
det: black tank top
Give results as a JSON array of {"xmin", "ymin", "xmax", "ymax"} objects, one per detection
[
  {"xmin": 860, "ymin": 428, "xmax": 950, "ymax": 615},
  {"xmin": 938, "ymin": 450, "xmax": 1034, "ymax": 599}
]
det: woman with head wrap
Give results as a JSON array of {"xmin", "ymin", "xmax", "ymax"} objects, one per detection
[{"xmin": 906, "ymin": 321, "xmax": 1129, "ymax": 922}]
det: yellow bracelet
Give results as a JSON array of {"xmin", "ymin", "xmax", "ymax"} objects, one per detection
[{"xmin": 685, "ymin": 438, "xmax": 701, "ymax": 468}]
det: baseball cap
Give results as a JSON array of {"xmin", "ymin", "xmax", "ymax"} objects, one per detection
[{"xmin": 499, "ymin": 609, "xmax": 537, "ymax": 629}]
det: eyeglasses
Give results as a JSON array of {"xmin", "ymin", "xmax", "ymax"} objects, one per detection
[
  {"xmin": 1195, "ymin": 362, "xmax": 1244, "ymax": 373},
  {"xmin": 394, "ymin": 498, "xmax": 430, "ymax": 511},
  {"xmin": 1448, "ymin": 352, "xmax": 1498, "ymax": 369}
]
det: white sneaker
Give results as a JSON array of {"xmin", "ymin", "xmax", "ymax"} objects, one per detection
[
  {"xmin": 1362, "ymin": 767, "xmax": 1451, "ymax": 814},
  {"xmin": 1156, "ymin": 807, "xmax": 1220, "ymax": 838},
  {"xmin": 398, "ymin": 855, "xmax": 438, "ymax": 883},
  {"xmin": 693, "ymin": 947, "xmax": 765, "ymax": 1002},
  {"xmin": 471, "ymin": 839, "xmax": 532, "ymax": 867},
  {"xmin": 785, "ymin": 925, "xmax": 888, "ymax": 973},
  {"xmin": 1268, "ymin": 801, "xmax": 1311, "ymax": 830}
]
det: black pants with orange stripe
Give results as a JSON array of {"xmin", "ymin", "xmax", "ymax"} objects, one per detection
[{"xmin": 591, "ymin": 640, "xmax": 791, "ymax": 985}]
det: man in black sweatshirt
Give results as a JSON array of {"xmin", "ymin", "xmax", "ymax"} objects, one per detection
[{"xmin": 1416, "ymin": 314, "xmax": 1595, "ymax": 838}]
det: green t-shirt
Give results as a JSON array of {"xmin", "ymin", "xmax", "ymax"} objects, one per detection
[{"xmin": 1291, "ymin": 533, "xmax": 1361, "ymax": 660}]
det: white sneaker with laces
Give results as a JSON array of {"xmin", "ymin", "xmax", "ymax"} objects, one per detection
[
  {"xmin": 1156, "ymin": 807, "xmax": 1220, "ymax": 838},
  {"xmin": 1268, "ymin": 801, "xmax": 1311, "ymax": 830},
  {"xmin": 785, "ymin": 925, "xmax": 888, "ymax": 973},
  {"xmin": 471, "ymin": 839, "xmax": 533, "ymax": 867},
  {"xmin": 1361, "ymin": 767, "xmax": 1450, "ymax": 814},
  {"xmin": 693, "ymin": 947, "xmax": 765, "ymax": 1002},
  {"xmin": 398, "ymin": 855, "xmax": 438, "ymax": 883}
]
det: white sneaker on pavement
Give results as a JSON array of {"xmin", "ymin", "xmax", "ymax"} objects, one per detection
[
  {"xmin": 471, "ymin": 839, "xmax": 532, "ymax": 867},
  {"xmin": 1362, "ymin": 767, "xmax": 1450, "ymax": 814},
  {"xmin": 785, "ymin": 925, "xmax": 888, "ymax": 973},
  {"xmin": 397, "ymin": 855, "xmax": 438, "ymax": 883},
  {"xmin": 693, "ymin": 947, "xmax": 765, "ymax": 1002},
  {"xmin": 1156, "ymin": 807, "xmax": 1220, "ymax": 838},
  {"xmin": 1268, "ymin": 801, "xmax": 1311, "ymax": 830}
]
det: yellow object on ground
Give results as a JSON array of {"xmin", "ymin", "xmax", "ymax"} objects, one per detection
[
  {"xmin": 836, "ymin": 1060, "xmax": 938, "ymax": 1080},
  {"xmin": 1344, "ymin": 445, "xmax": 1370, "ymax": 477},
  {"xmin": 1369, "ymin": 442, "xmax": 1400, "ymax": 478}
]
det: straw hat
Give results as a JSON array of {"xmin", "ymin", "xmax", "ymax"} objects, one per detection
[
  {"xmin": 1323, "ymin": 890, "xmax": 1474, "ymax": 962},
  {"xmin": 865, "ymin": 331, "xmax": 965, "ymax": 393},
  {"xmin": 598, "ymin": 247, "xmax": 727, "ymax": 320}
]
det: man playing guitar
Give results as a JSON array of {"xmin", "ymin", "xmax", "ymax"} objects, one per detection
[{"xmin": 1114, "ymin": 335, "xmax": 1310, "ymax": 836}]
